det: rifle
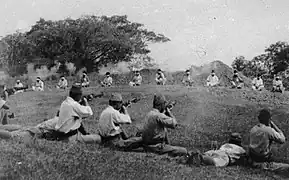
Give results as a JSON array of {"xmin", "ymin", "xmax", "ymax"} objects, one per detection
[
  {"xmin": 122, "ymin": 97, "xmax": 141, "ymax": 107},
  {"xmin": 166, "ymin": 101, "xmax": 177, "ymax": 109},
  {"xmin": 82, "ymin": 92, "xmax": 104, "ymax": 102},
  {"xmin": 79, "ymin": 92, "xmax": 104, "ymax": 106}
]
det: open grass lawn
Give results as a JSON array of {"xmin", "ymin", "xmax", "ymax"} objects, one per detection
[{"xmin": 0, "ymin": 85, "xmax": 289, "ymax": 179}]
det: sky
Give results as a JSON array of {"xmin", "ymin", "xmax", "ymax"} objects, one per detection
[{"xmin": 1, "ymin": 0, "xmax": 289, "ymax": 71}]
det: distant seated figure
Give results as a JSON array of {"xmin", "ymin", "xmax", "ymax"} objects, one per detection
[
  {"xmin": 206, "ymin": 70, "xmax": 219, "ymax": 87},
  {"xmin": 155, "ymin": 69, "xmax": 167, "ymax": 85},
  {"xmin": 101, "ymin": 72, "xmax": 113, "ymax": 87},
  {"xmin": 57, "ymin": 76, "xmax": 68, "ymax": 89},
  {"xmin": 252, "ymin": 75, "xmax": 264, "ymax": 91},
  {"xmin": 14, "ymin": 80, "xmax": 25, "ymax": 94},
  {"xmin": 182, "ymin": 70, "xmax": 193, "ymax": 86},
  {"xmin": 272, "ymin": 76, "xmax": 285, "ymax": 93},
  {"xmin": 129, "ymin": 71, "xmax": 142, "ymax": 87},
  {"xmin": 231, "ymin": 70, "xmax": 244, "ymax": 89},
  {"xmin": 32, "ymin": 77, "xmax": 44, "ymax": 91},
  {"xmin": 81, "ymin": 72, "xmax": 90, "ymax": 87}
]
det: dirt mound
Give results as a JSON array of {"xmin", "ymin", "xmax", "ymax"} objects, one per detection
[{"xmin": 188, "ymin": 60, "xmax": 252, "ymax": 87}]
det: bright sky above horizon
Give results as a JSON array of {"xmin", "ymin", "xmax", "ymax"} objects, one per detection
[{"xmin": 1, "ymin": 0, "xmax": 289, "ymax": 71}]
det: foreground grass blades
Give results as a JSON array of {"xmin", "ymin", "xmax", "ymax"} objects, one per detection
[{"xmin": 1, "ymin": 85, "xmax": 289, "ymax": 180}]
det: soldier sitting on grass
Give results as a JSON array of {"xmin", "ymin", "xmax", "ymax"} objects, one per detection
[
  {"xmin": 98, "ymin": 93, "xmax": 142, "ymax": 150},
  {"xmin": 140, "ymin": 93, "xmax": 192, "ymax": 157},
  {"xmin": 248, "ymin": 109, "xmax": 289, "ymax": 177}
]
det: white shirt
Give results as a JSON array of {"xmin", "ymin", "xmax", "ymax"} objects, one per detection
[
  {"xmin": 273, "ymin": 80, "xmax": 283, "ymax": 87},
  {"xmin": 58, "ymin": 79, "xmax": 68, "ymax": 87},
  {"xmin": 132, "ymin": 75, "xmax": 142, "ymax": 84},
  {"xmin": 249, "ymin": 123, "xmax": 285, "ymax": 156},
  {"xmin": 35, "ymin": 80, "xmax": 44, "ymax": 89},
  {"xmin": 182, "ymin": 75, "xmax": 191, "ymax": 83},
  {"xmin": 252, "ymin": 78, "xmax": 263, "ymax": 87},
  {"xmin": 55, "ymin": 97, "xmax": 93, "ymax": 133},
  {"xmin": 103, "ymin": 77, "xmax": 113, "ymax": 85},
  {"xmin": 14, "ymin": 82, "xmax": 24, "ymax": 88},
  {"xmin": 98, "ymin": 106, "xmax": 131, "ymax": 137},
  {"xmin": 155, "ymin": 72, "xmax": 166, "ymax": 81},
  {"xmin": 207, "ymin": 75, "xmax": 219, "ymax": 84}
]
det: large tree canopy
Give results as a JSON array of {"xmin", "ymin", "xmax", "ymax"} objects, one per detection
[{"xmin": 0, "ymin": 15, "xmax": 170, "ymax": 76}]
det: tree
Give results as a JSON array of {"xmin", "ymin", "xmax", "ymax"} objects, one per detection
[
  {"xmin": 0, "ymin": 15, "xmax": 170, "ymax": 76},
  {"xmin": 231, "ymin": 56, "xmax": 249, "ymax": 71},
  {"xmin": 264, "ymin": 41, "xmax": 289, "ymax": 75}
]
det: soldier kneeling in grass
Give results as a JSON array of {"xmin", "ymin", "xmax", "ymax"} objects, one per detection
[
  {"xmin": 52, "ymin": 85, "xmax": 101, "ymax": 143},
  {"xmin": 98, "ymin": 93, "xmax": 143, "ymax": 150},
  {"xmin": 248, "ymin": 109, "xmax": 289, "ymax": 177},
  {"xmin": 140, "ymin": 93, "xmax": 193, "ymax": 157}
]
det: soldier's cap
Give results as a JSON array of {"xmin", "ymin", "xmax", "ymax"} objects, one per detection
[
  {"xmin": 153, "ymin": 93, "xmax": 168, "ymax": 106},
  {"xmin": 211, "ymin": 70, "xmax": 215, "ymax": 73},
  {"xmin": 258, "ymin": 108, "xmax": 271, "ymax": 120},
  {"xmin": 110, "ymin": 93, "xmax": 123, "ymax": 102},
  {"xmin": 70, "ymin": 85, "xmax": 82, "ymax": 94},
  {"xmin": 36, "ymin": 77, "xmax": 41, "ymax": 79},
  {"xmin": 158, "ymin": 69, "xmax": 162, "ymax": 72},
  {"xmin": 233, "ymin": 70, "xmax": 238, "ymax": 73},
  {"xmin": 186, "ymin": 70, "xmax": 190, "ymax": 72},
  {"xmin": 230, "ymin": 133, "xmax": 242, "ymax": 142},
  {"xmin": 106, "ymin": 72, "xmax": 110, "ymax": 75}
]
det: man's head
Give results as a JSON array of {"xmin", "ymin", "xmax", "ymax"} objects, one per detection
[
  {"xmin": 157, "ymin": 69, "xmax": 162, "ymax": 75},
  {"xmin": 228, "ymin": 133, "xmax": 242, "ymax": 146},
  {"xmin": 135, "ymin": 71, "xmax": 140, "ymax": 76},
  {"xmin": 233, "ymin": 70, "xmax": 238, "ymax": 75},
  {"xmin": 211, "ymin": 70, "xmax": 215, "ymax": 76},
  {"xmin": 153, "ymin": 93, "xmax": 168, "ymax": 113},
  {"xmin": 69, "ymin": 85, "xmax": 83, "ymax": 102},
  {"xmin": 16, "ymin": 80, "xmax": 20, "ymax": 84},
  {"xmin": 258, "ymin": 108, "xmax": 271, "ymax": 126},
  {"xmin": 36, "ymin": 77, "xmax": 41, "ymax": 82},
  {"xmin": 186, "ymin": 70, "xmax": 190, "ymax": 75},
  {"xmin": 109, "ymin": 93, "xmax": 123, "ymax": 110},
  {"xmin": 106, "ymin": 72, "xmax": 111, "ymax": 78},
  {"xmin": 61, "ymin": 76, "xmax": 65, "ymax": 81}
]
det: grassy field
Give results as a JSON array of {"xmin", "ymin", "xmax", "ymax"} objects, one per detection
[{"xmin": 0, "ymin": 84, "xmax": 289, "ymax": 179}]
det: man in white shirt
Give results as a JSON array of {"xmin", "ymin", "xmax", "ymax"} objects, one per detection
[
  {"xmin": 155, "ymin": 69, "xmax": 167, "ymax": 85},
  {"xmin": 248, "ymin": 109, "xmax": 289, "ymax": 176},
  {"xmin": 129, "ymin": 71, "xmax": 142, "ymax": 87},
  {"xmin": 98, "ymin": 93, "xmax": 142, "ymax": 150},
  {"xmin": 182, "ymin": 70, "xmax": 193, "ymax": 86},
  {"xmin": 14, "ymin": 80, "xmax": 25, "ymax": 94},
  {"xmin": 252, "ymin": 75, "xmax": 265, "ymax": 91},
  {"xmin": 206, "ymin": 70, "xmax": 219, "ymax": 87},
  {"xmin": 272, "ymin": 76, "xmax": 285, "ymax": 93},
  {"xmin": 32, "ymin": 77, "xmax": 44, "ymax": 91},
  {"xmin": 54, "ymin": 85, "xmax": 101, "ymax": 144},
  {"xmin": 101, "ymin": 72, "xmax": 113, "ymax": 87},
  {"xmin": 231, "ymin": 70, "xmax": 244, "ymax": 89},
  {"xmin": 80, "ymin": 71, "xmax": 90, "ymax": 87},
  {"xmin": 57, "ymin": 76, "xmax": 68, "ymax": 89}
]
